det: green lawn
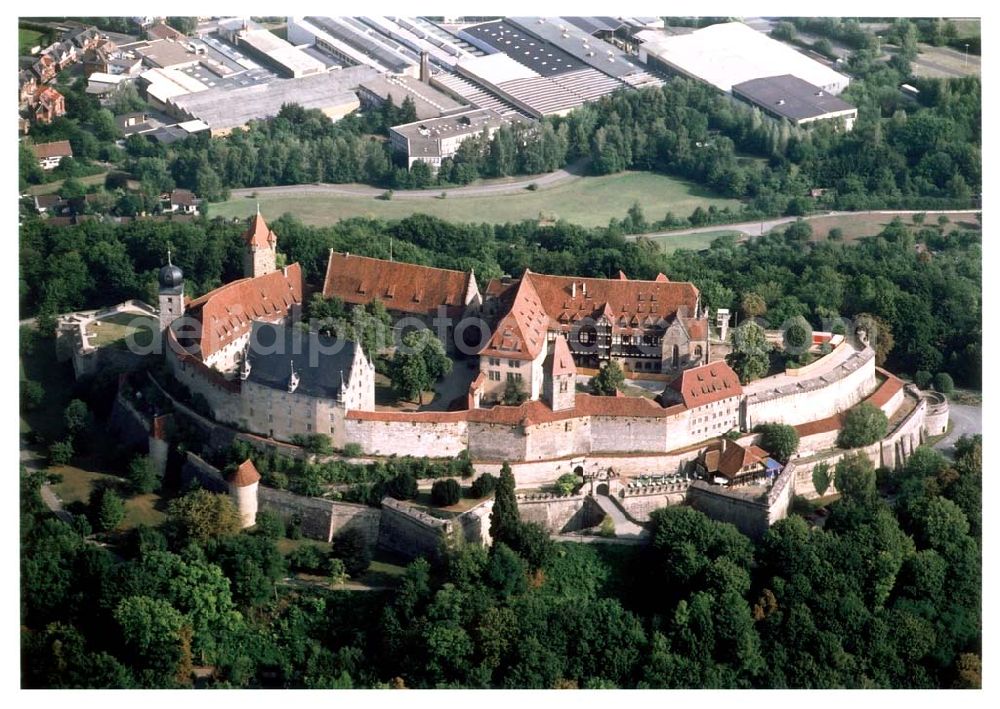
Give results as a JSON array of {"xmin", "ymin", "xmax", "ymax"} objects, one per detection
[
  {"xmin": 210, "ymin": 172, "xmax": 740, "ymax": 228},
  {"xmin": 49, "ymin": 464, "xmax": 167, "ymax": 529},
  {"xmin": 19, "ymin": 28, "xmax": 45, "ymax": 55},
  {"xmin": 645, "ymin": 229, "xmax": 743, "ymax": 253},
  {"xmin": 27, "ymin": 171, "xmax": 109, "ymax": 197},
  {"xmin": 86, "ymin": 311, "xmax": 157, "ymax": 348}
]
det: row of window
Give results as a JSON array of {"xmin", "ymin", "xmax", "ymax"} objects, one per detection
[{"xmin": 487, "ymin": 357, "xmax": 521, "ymax": 368}]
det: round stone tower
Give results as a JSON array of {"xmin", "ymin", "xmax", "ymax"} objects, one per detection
[
  {"xmin": 226, "ymin": 458, "xmax": 261, "ymax": 528},
  {"xmin": 158, "ymin": 250, "xmax": 185, "ymax": 333}
]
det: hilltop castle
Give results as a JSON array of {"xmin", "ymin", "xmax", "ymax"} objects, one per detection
[{"xmin": 156, "ymin": 214, "xmax": 945, "ymax": 491}]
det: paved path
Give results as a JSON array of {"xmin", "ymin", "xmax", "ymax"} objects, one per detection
[
  {"xmin": 21, "ymin": 442, "xmax": 75, "ymax": 524},
  {"xmin": 592, "ymin": 493, "xmax": 648, "ymax": 539},
  {"xmin": 230, "ymin": 159, "xmax": 590, "ymax": 202},
  {"xmin": 631, "ymin": 209, "xmax": 982, "ymax": 243},
  {"xmin": 933, "ymin": 402, "xmax": 981, "ymax": 459}
]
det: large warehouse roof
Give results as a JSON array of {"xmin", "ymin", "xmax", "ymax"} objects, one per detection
[
  {"xmin": 508, "ymin": 17, "xmax": 645, "ymax": 80},
  {"xmin": 170, "ymin": 65, "xmax": 377, "ymax": 132},
  {"xmin": 637, "ymin": 22, "xmax": 849, "ymax": 95},
  {"xmin": 732, "ymin": 75, "xmax": 856, "ymax": 123}
]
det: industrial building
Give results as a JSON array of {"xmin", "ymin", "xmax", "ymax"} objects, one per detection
[
  {"xmin": 166, "ymin": 65, "xmax": 377, "ymax": 136},
  {"xmin": 635, "ymin": 21, "xmax": 850, "ymax": 95},
  {"xmin": 732, "ymin": 74, "xmax": 857, "ymax": 130},
  {"xmin": 389, "ymin": 108, "xmax": 530, "ymax": 169},
  {"xmin": 233, "ymin": 28, "xmax": 328, "ymax": 78},
  {"xmin": 288, "ymin": 16, "xmax": 419, "ymax": 76},
  {"xmin": 506, "ymin": 17, "xmax": 662, "ymax": 88},
  {"xmin": 358, "ymin": 72, "xmax": 468, "ymax": 120}
]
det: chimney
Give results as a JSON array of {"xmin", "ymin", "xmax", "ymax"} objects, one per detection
[
  {"xmin": 420, "ymin": 51, "xmax": 430, "ymax": 83},
  {"xmin": 571, "ymin": 282, "xmax": 576, "ymax": 297}
]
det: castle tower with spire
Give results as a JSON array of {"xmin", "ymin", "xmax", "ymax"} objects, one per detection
[
  {"xmin": 242, "ymin": 206, "xmax": 277, "ymax": 278},
  {"xmin": 158, "ymin": 249, "xmax": 185, "ymax": 333}
]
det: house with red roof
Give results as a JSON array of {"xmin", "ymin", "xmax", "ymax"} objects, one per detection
[{"xmin": 483, "ymin": 268, "xmax": 710, "ymax": 376}]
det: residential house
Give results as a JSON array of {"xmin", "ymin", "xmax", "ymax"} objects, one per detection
[
  {"xmin": 67, "ymin": 27, "xmax": 102, "ymax": 52},
  {"xmin": 32, "ymin": 86, "xmax": 66, "ymax": 124},
  {"xmin": 19, "ymin": 70, "xmax": 38, "ymax": 111},
  {"xmin": 163, "ymin": 188, "xmax": 200, "ymax": 215},
  {"xmin": 695, "ymin": 437, "xmax": 780, "ymax": 487},
  {"xmin": 33, "ymin": 194, "xmax": 67, "ymax": 215},
  {"xmin": 146, "ymin": 22, "xmax": 186, "ymax": 41},
  {"xmin": 30, "ymin": 54, "xmax": 57, "ymax": 83},
  {"xmin": 31, "ymin": 140, "xmax": 73, "ymax": 170}
]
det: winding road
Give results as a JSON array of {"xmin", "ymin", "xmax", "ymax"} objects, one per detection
[
  {"xmin": 630, "ymin": 209, "xmax": 982, "ymax": 242},
  {"xmin": 229, "ymin": 158, "xmax": 591, "ymax": 201}
]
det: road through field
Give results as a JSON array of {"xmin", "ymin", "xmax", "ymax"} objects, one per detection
[
  {"xmin": 630, "ymin": 209, "xmax": 982, "ymax": 242},
  {"xmin": 229, "ymin": 158, "xmax": 591, "ymax": 201}
]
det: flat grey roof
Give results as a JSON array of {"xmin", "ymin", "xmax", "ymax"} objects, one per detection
[
  {"xmin": 305, "ymin": 16, "xmax": 416, "ymax": 74},
  {"xmin": 391, "ymin": 108, "xmax": 530, "ymax": 157},
  {"xmin": 508, "ymin": 17, "xmax": 644, "ymax": 79},
  {"xmin": 463, "ymin": 20, "xmax": 583, "ymax": 76},
  {"xmin": 171, "ymin": 65, "xmax": 377, "ymax": 130},
  {"xmin": 360, "ymin": 74, "xmax": 466, "ymax": 119},
  {"xmin": 732, "ymin": 74, "xmax": 856, "ymax": 122}
]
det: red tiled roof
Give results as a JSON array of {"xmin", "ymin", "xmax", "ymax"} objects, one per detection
[
  {"xmin": 867, "ymin": 372, "xmax": 903, "ymax": 408},
  {"xmin": 184, "ymin": 264, "xmax": 303, "ymax": 359},
  {"xmin": 227, "ymin": 459, "xmax": 261, "ymax": 487},
  {"xmin": 793, "ymin": 371, "xmax": 906, "ymax": 438},
  {"xmin": 524, "ymin": 271, "xmax": 699, "ymax": 327},
  {"xmin": 34, "ymin": 86, "xmax": 64, "ymax": 105},
  {"xmin": 702, "ymin": 439, "xmax": 768, "ymax": 478},
  {"xmin": 31, "ymin": 140, "xmax": 73, "ymax": 159},
  {"xmin": 244, "ymin": 213, "xmax": 276, "ymax": 250},
  {"xmin": 147, "ymin": 22, "xmax": 185, "ymax": 41},
  {"xmin": 667, "ymin": 362, "xmax": 743, "ymax": 408},
  {"xmin": 480, "ymin": 274, "xmax": 549, "ymax": 360},
  {"xmin": 682, "ymin": 316, "xmax": 708, "ymax": 340},
  {"xmin": 348, "ymin": 392, "xmax": 673, "ymax": 426},
  {"xmin": 322, "ymin": 251, "xmax": 475, "ymax": 318},
  {"xmin": 546, "ymin": 334, "xmax": 576, "ymax": 376}
]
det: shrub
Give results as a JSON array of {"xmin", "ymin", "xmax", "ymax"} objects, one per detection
[
  {"xmin": 555, "ymin": 473, "xmax": 582, "ymax": 496},
  {"xmin": 253, "ymin": 510, "xmax": 285, "ymax": 539},
  {"xmin": 755, "ymin": 423, "xmax": 800, "ymax": 463},
  {"xmin": 94, "ymin": 489, "xmax": 125, "ymax": 532},
  {"xmin": 128, "ymin": 455, "xmax": 158, "ymax": 494},
  {"xmin": 812, "ymin": 462, "xmax": 832, "ymax": 497},
  {"xmin": 914, "ymin": 370, "xmax": 933, "ymax": 389},
  {"xmin": 342, "ymin": 442, "xmax": 363, "ymax": 458},
  {"xmin": 828, "ymin": 227, "xmax": 844, "ymax": 240},
  {"xmin": 288, "ymin": 544, "xmax": 328, "ymax": 574},
  {"xmin": 385, "ymin": 471, "xmax": 418, "ymax": 500},
  {"xmin": 599, "ymin": 515, "xmax": 616, "ymax": 538},
  {"xmin": 48, "ymin": 439, "xmax": 74, "ymax": 465},
  {"xmin": 328, "ymin": 557, "xmax": 348, "ymax": 585},
  {"xmin": 838, "ymin": 403, "xmax": 889, "ymax": 448},
  {"xmin": 20, "ymin": 379, "xmax": 44, "ymax": 411},
  {"xmin": 470, "ymin": 473, "xmax": 497, "ymax": 498},
  {"xmin": 431, "ymin": 478, "xmax": 461, "ymax": 506},
  {"xmin": 933, "ymin": 372, "xmax": 955, "ymax": 394},
  {"xmin": 331, "ymin": 527, "xmax": 372, "ymax": 577},
  {"xmin": 526, "ymin": 182, "xmax": 539, "ymax": 191}
]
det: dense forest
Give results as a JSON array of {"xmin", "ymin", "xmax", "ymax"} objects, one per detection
[
  {"xmin": 18, "ymin": 205, "xmax": 981, "ymax": 386},
  {"xmin": 21, "ymin": 436, "xmax": 981, "ymax": 688}
]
